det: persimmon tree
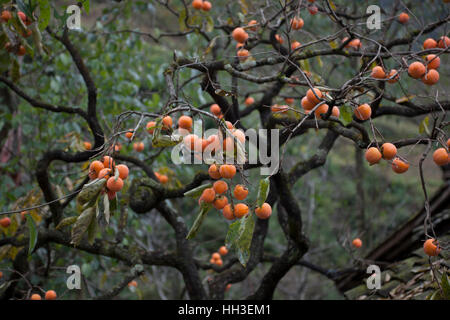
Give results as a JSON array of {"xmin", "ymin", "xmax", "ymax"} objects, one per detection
[{"xmin": 0, "ymin": 0, "xmax": 449, "ymax": 300}]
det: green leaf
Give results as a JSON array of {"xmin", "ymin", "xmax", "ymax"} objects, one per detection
[
  {"xmin": 76, "ymin": 178, "xmax": 106, "ymax": 213},
  {"xmin": 178, "ymin": 9, "xmax": 187, "ymax": 32},
  {"xmin": 184, "ymin": 183, "xmax": 212, "ymax": 198},
  {"xmin": 103, "ymin": 193, "xmax": 110, "ymax": 224},
  {"xmin": 81, "ymin": 0, "xmax": 90, "ymax": 14},
  {"xmin": 55, "ymin": 216, "xmax": 78, "ymax": 230},
  {"xmin": 186, "ymin": 203, "xmax": 211, "ymax": 239},
  {"xmin": 152, "ymin": 134, "xmax": 183, "ymax": 148},
  {"xmin": 87, "ymin": 215, "xmax": 98, "ymax": 245},
  {"xmin": 256, "ymin": 178, "xmax": 270, "ymax": 207},
  {"xmin": 419, "ymin": 116, "xmax": 429, "ymax": 135},
  {"xmin": 11, "ymin": 58, "xmax": 20, "ymax": 82},
  {"xmin": 26, "ymin": 214, "xmax": 38, "ymax": 256},
  {"xmin": 205, "ymin": 15, "xmax": 214, "ymax": 33},
  {"xmin": 38, "ymin": 0, "xmax": 51, "ymax": 30},
  {"xmin": 71, "ymin": 207, "xmax": 96, "ymax": 246},
  {"xmin": 441, "ymin": 273, "xmax": 450, "ymax": 299},
  {"xmin": 225, "ymin": 213, "xmax": 255, "ymax": 267},
  {"xmin": 340, "ymin": 105, "xmax": 353, "ymax": 125}
]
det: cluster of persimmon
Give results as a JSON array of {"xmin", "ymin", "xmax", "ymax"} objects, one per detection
[
  {"xmin": 191, "ymin": 0, "xmax": 212, "ymax": 12},
  {"xmin": 209, "ymin": 246, "xmax": 228, "ymax": 266},
  {"xmin": 30, "ymin": 290, "xmax": 57, "ymax": 300},
  {"xmin": 154, "ymin": 171, "xmax": 169, "ymax": 184},
  {"xmin": 199, "ymin": 163, "xmax": 272, "ymax": 221},
  {"xmin": 88, "ymin": 156, "xmax": 129, "ymax": 199},
  {"xmin": 365, "ymin": 143, "xmax": 410, "ymax": 174},
  {"xmin": 300, "ymin": 87, "xmax": 340, "ymax": 119},
  {"xmin": 1, "ymin": 9, "xmax": 32, "ymax": 56}
]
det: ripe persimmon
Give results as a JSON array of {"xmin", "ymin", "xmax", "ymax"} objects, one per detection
[
  {"xmin": 371, "ymin": 66, "xmax": 385, "ymax": 79},
  {"xmin": 422, "ymin": 69, "xmax": 439, "ymax": 85},
  {"xmin": 133, "ymin": 142, "xmax": 144, "ymax": 152},
  {"xmin": 387, "ymin": 69, "xmax": 399, "ymax": 83},
  {"xmin": 219, "ymin": 164, "xmax": 236, "ymax": 179},
  {"xmin": 331, "ymin": 106, "xmax": 340, "ymax": 118},
  {"xmin": 255, "ymin": 203, "xmax": 272, "ymax": 219},
  {"xmin": 209, "ymin": 164, "xmax": 221, "ymax": 179},
  {"xmin": 200, "ymin": 188, "xmax": 216, "ymax": 203},
  {"xmin": 245, "ymin": 96, "xmax": 254, "ymax": 106},
  {"xmin": 201, "ymin": 1, "xmax": 211, "ymax": 11},
  {"xmin": 128, "ymin": 280, "xmax": 138, "ymax": 287},
  {"xmin": 232, "ymin": 129, "xmax": 245, "ymax": 144},
  {"xmin": 45, "ymin": 290, "xmax": 57, "ymax": 300},
  {"xmin": 178, "ymin": 116, "xmax": 193, "ymax": 130},
  {"xmin": 233, "ymin": 184, "xmax": 248, "ymax": 200},
  {"xmin": 437, "ymin": 36, "xmax": 450, "ymax": 48},
  {"xmin": 234, "ymin": 203, "xmax": 249, "ymax": 218},
  {"xmin": 232, "ymin": 27, "xmax": 248, "ymax": 43},
  {"xmin": 219, "ymin": 246, "xmax": 228, "ymax": 256},
  {"xmin": 237, "ymin": 48, "xmax": 250, "ymax": 61},
  {"xmin": 354, "ymin": 104, "xmax": 372, "ymax": 121},
  {"xmin": 192, "ymin": 0, "xmax": 203, "ymax": 10},
  {"xmin": 157, "ymin": 173, "xmax": 169, "ymax": 184},
  {"xmin": 423, "ymin": 238, "xmax": 440, "ymax": 256},
  {"xmin": 107, "ymin": 190, "xmax": 116, "ymax": 200},
  {"xmin": 146, "ymin": 121, "xmax": 156, "ymax": 134},
  {"xmin": 215, "ymin": 258, "xmax": 223, "ymax": 267},
  {"xmin": 162, "ymin": 116, "xmax": 173, "ymax": 129},
  {"xmin": 314, "ymin": 104, "xmax": 329, "ymax": 119},
  {"xmin": 352, "ymin": 238, "xmax": 362, "ymax": 248},
  {"xmin": 213, "ymin": 180, "xmax": 228, "ymax": 194},
  {"xmin": 301, "ymin": 96, "xmax": 315, "ymax": 111},
  {"xmin": 275, "ymin": 34, "xmax": 284, "ymax": 44},
  {"xmin": 308, "ymin": 5, "xmax": 318, "ymax": 15},
  {"xmin": 125, "ymin": 130, "xmax": 134, "ymax": 139},
  {"xmin": 89, "ymin": 160, "xmax": 104, "ymax": 174},
  {"xmin": 30, "ymin": 294, "xmax": 42, "ymax": 300},
  {"xmin": 398, "ymin": 12, "xmax": 409, "ymax": 24},
  {"xmin": 285, "ymin": 98, "xmax": 294, "ymax": 105},
  {"xmin": 306, "ymin": 88, "xmax": 322, "ymax": 104},
  {"xmin": 212, "ymin": 252, "xmax": 220, "ymax": 261},
  {"xmin": 210, "ymin": 104, "xmax": 221, "ymax": 116},
  {"xmin": 98, "ymin": 168, "xmax": 112, "ymax": 179},
  {"xmin": 17, "ymin": 45, "xmax": 26, "ymax": 56},
  {"xmin": 271, "ymin": 104, "xmax": 289, "ymax": 113},
  {"xmin": 248, "ymin": 20, "xmax": 258, "ymax": 31},
  {"xmin": 381, "ymin": 143, "xmax": 397, "ymax": 160},
  {"xmin": 0, "ymin": 217, "xmax": 11, "ymax": 228},
  {"xmin": 391, "ymin": 158, "xmax": 409, "ymax": 174},
  {"xmin": 222, "ymin": 204, "xmax": 235, "ymax": 220},
  {"xmin": 116, "ymin": 164, "xmax": 129, "ymax": 180},
  {"xmin": 365, "ymin": 147, "xmax": 382, "ymax": 165},
  {"xmin": 408, "ymin": 61, "xmax": 426, "ymax": 79},
  {"xmin": 1, "ymin": 10, "xmax": 12, "ymax": 22},
  {"xmin": 225, "ymin": 284, "xmax": 231, "ymax": 291},
  {"xmin": 433, "ymin": 148, "xmax": 449, "ymax": 166},
  {"xmin": 425, "ymin": 54, "xmax": 440, "ymax": 69},
  {"xmin": 84, "ymin": 141, "xmax": 92, "ymax": 150},
  {"xmin": 423, "ymin": 38, "xmax": 437, "ymax": 49},
  {"xmin": 213, "ymin": 196, "xmax": 228, "ymax": 210},
  {"xmin": 290, "ymin": 17, "xmax": 304, "ymax": 30},
  {"xmin": 291, "ymin": 41, "xmax": 301, "ymax": 50},
  {"xmin": 225, "ymin": 121, "xmax": 234, "ymax": 130},
  {"xmin": 184, "ymin": 134, "xmax": 201, "ymax": 151},
  {"xmin": 107, "ymin": 177, "xmax": 124, "ymax": 192}
]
